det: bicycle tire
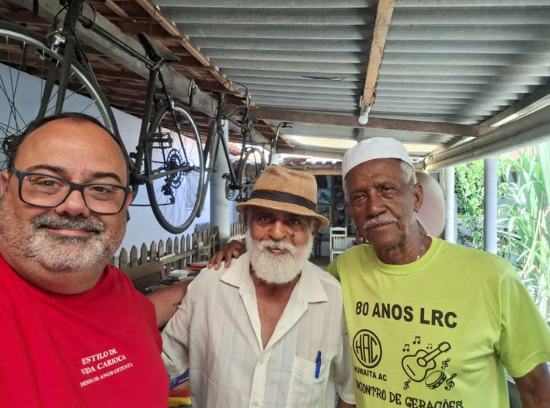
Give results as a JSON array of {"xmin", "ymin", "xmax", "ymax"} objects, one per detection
[
  {"xmin": 146, "ymin": 102, "xmax": 204, "ymax": 234},
  {"xmin": 195, "ymin": 120, "xmax": 219, "ymax": 217},
  {"xmin": 0, "ymin": 20, "xmax": 118, "ymax": 170},
  {"xmin": 237, "ymin": 147, "xmax": 266, "ymax": 201}
]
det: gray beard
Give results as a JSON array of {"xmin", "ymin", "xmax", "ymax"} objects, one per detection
[
  {"xmin": 0, "ymin": 203, "xmax": 124, "ymax": 272},
  {"xmin": 246, "ymin": 229, "xmax": 314, "ymax": 285}
]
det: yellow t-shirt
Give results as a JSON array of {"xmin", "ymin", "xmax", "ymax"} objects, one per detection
[{"xmin": 327, "ymin": 238, "xmax": 550, "ymax": 408}]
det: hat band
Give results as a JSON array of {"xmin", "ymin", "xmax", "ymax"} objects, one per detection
[{"xmin": 250, "ymin": 189, "xmax": 316, "ymax": 211}]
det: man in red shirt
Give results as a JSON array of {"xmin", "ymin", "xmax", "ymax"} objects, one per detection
[{"xmin": 0, "ymin": 113, "xmax": 168, "ymax": 407}]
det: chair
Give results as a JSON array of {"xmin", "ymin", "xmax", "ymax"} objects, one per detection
[
  {"xmin": 121, "ymin": 261, "xmax": 166, "ymax": 294},
  {"xmin": 329, "ymin": 227, "xmax": 347, "ymax": 261}
]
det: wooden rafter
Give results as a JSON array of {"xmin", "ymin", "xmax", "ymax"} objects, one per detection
[
  {"xmin": 133, "ymin": 0, "xmax": 238, "ymax": 95},
  {"xmin": 10, "ymin": 0, "xmax": 217, "ymax": 117},
  {"xmin": 362, "ymin": 0, "xmax": 396, "ymax": 108},
  {"xmin": 104, "ymin": 0, "xmax": 133, "ymax": 22}
]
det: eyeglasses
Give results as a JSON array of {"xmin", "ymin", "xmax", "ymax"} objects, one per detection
[{"xmin": 10, "ymin": 168, "xmax": 131, "ymax": 215}]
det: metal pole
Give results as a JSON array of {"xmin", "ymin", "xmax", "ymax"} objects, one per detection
[
  {"xmin": 210, "ymin": 120, "xmax": 231, "ymax": 245},
  {"xmin": 484, "ymin": 157, "xmax": 498, "ymax": 254},
  {"xmin": 444, "ymin": 167, "xmax": 456, "ymax": 243}
]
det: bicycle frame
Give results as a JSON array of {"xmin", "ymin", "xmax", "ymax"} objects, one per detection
[
  {"xmin": 1, "ymin": 0, "xmax": 205, "ymax": 232},
  {"xmin": 39, "ymin": 0, "xmax": 191, "ymax": 189}
]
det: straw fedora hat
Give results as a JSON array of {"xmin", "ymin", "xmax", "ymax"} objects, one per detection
[{"xmin": 236, "ymin": 166, "xmax": 330, "ymax": 228}]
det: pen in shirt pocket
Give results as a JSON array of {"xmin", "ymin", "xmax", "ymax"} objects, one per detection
[{"xmin": 315, "ymin": 350, "xmax": 321, "ymax": 379}]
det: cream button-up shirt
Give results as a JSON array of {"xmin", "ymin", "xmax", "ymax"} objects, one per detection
[{"xmin": 162, "ymin": 252, "xmax": 355, "ymax": 408}]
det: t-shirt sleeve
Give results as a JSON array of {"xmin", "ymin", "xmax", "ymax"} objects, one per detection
[
  {"xmin": 161, "ymin": 281, "xmax": 194, "ymax": 378},
  {"xmin": 334, "ymin": 311, "xmax": 355, "ymax": 404},
  {"xmin": 497, "ymin": 264, "xmax": 550, "ymax": 378}
]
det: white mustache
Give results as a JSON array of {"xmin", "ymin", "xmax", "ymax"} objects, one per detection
[
  {"xmin": 257, "ymin": 239, "xmax": 297, "ymax": 256},
  {"xmin": 363, "ymin": 215, "xmax": 398, "ymax": 230}
]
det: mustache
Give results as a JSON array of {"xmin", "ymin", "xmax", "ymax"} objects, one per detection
[
  {"xmin": 363, "ymin": 215, "xmax": 398, "ymax": 230},
  {"xmin": 257, "ymin": 239, "xmax": 297, "ymax": 256},
  {"xmin": 32, "ymin": 214, "xmax": 105, "ymax": 234}
]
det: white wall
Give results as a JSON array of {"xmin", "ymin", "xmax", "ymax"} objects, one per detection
[{"xmin": 0, "ymin": 64, "xmax": 211, "ymax": 253}]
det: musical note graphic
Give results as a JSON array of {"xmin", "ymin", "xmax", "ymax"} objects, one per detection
[
  {"xmin": 445, "ymin": 373, "xmax": 457, "ymax": 390},
  {"xmin": 403, "ymin": 344, "xmax": 410, "ymax": 352},
  {"xmin": 441, "ymin": 358, "xmax": 450, "ymax": 369},
  {"xmin": 404, "ymin": 380, "xmax": 410, "ymax": 390},
  {"xmin": 413, "ymin": 336, "xmax": 421, "ymax": 344},
  {"xmin": 427, "ymin": 343, "xmax": 433, "ymax": 350}
]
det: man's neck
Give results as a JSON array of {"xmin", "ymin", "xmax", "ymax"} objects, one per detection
[
  {"xmin": 251, "ymin": 270, "xmax": 301, "ymax": 349},
  {"xmin": 0, "ymin": 247, "xmax": 106, "ymax": 295},
  {"xmin": 375, "ymin": 233, "xmax": 431, "ymax": 265}
]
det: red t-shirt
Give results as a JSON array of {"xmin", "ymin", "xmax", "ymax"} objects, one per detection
[{"xmin": 0, "ymin": 254, "xmax": 168, "ymax": 407}]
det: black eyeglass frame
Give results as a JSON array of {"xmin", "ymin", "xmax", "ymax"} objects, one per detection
[{"xmin": 10, "ymin": 167, "xmax": 131, "ymax": 215}]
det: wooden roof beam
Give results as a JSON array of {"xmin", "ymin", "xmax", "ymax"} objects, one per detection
[
  {"xmin": 362, "ymin": 0, "xmax": 395, "ymax": 109},
  {"xmin": 133, "ymin": 0, "xmax": 238, "ymax": 95},
  {"xmin": 104, "ymin": 0, "xmax": 134, "ymax": 22},
  {"xmin": 251, "ymin": 108, "xmax": 487, "ymax": 138},
  {"xmin": 11, "ymin": 0, "xmax": 217, "ymax": 117}
]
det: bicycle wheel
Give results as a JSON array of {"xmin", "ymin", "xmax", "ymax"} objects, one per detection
[
  {"xmin": 238, "ymin": 147, "xmax": 266, "ymax": 201},
  {"xmin": 146, "ymin": 102, "xmax": 204, "ymax": 234},
  {"xmin": 0, "ymin": 21, "xmax": 117, "ymax": 170},
  {"xmin": 195, "ymin": 120, "xmax": 219, "ymax": 217}
]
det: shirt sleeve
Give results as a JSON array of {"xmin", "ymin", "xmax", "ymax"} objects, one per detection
[
  {"xmin": 326, "ymin": 259, "xmax": 340, "ymax": 281},
  {"xmin": 497, "ymin": 264, "xmax": 550, "ymax": 378},
  {"xmin": 161, "ymin": 281, "xmax": 194, "ymax": 378},
  {"xmin": 334, "ymin": 310, "xmax": 355, "ymax": 404}
]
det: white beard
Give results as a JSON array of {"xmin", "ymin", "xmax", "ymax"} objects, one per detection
[{"xmin": 246, "ymin": 229, "xmax": 314, "ymax": 285}]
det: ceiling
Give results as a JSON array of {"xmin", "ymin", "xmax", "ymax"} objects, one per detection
[{"xmin": 2, "ymin": 0, "xmax": 550, "ymax": 165}]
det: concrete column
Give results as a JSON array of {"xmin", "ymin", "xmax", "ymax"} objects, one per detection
[
  {"xmin": 484, "ymin": 157, "xmax": 498, "ymax": 254},
  {"xmin": 444, "ymin": 167, "xmax": 456, "ymax": 243},
  {"xmin": 269, "ymin": 152, "xmax": 282, "ymax": 166},
  {"xmin": 210, "ymin": 119, "xmax": 230, "ymax": 245}
]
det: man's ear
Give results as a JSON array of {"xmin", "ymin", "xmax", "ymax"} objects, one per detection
[
  {"xmin": 413, "ymin": 183, "xmax": 424, "ymax": 213},
  {"xmin": 1, "ymin": 170, "xmax": 10, "ymax": 195},
  {"xmin": 124, "ymin": 187, "xmax": 133, "ymax": 209}
]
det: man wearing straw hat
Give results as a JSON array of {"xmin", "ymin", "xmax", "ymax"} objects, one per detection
[
  {"xmin": 210, "ymin": 137, "xmax": 550, "ymax": 407},
  {"xmin": 161, "ymin": 166, "xmax": 355, "ymax": 407}
]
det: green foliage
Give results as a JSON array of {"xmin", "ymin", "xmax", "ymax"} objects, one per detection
[
  {"xmin": 498, "ymin": 145, "xmax": 550, "ymax": 320},
  {"xmin": 455, "ymin": 161, "xmax": 485, "ymax": 249},
  {"xmin": 455, "ymin": 161, "xmax": 506, "ymax": 249},
  {"xmin": 455, "ymin": 144, "xmax": 550, "ymax": 320}
]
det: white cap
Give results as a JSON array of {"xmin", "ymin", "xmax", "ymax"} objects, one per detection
[{"xmin": 342, "ymin": 137, "xmax": 413, "ymax": 179}]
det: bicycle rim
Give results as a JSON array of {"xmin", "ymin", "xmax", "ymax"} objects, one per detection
[
  {"xmin": 238, "ymin": 147, "xmax": 266, "ymax": 201},
  {"xmin": 146, "ymin": 102, "xmax": 204, "ymax": 234},
  {"xmin": 0, "ymin": 21, "xmax": 116, "ymax": 170},
  {"xmin": 196, "ymin": 120, "xmax": 218, "ymax": 216}
]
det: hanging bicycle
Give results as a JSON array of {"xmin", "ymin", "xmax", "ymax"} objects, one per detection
[
  {"xmin": 197, "ymin": 91, "xmax": 266, "ymax": 215},
  {"xmin": 0, "ymin": 0, "xmax": 204, "ymax": 233}
]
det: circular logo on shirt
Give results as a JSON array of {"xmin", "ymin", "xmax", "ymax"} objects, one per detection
[{"xmin": 353, "ymin": 329, "xmax": 382, "ymax": 368}]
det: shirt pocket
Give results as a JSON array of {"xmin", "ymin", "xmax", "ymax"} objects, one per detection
[{"xmin": 286, "ymin": 355, "xmax": 330, "ymax": 408}]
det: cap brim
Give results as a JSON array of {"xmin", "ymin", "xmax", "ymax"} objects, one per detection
[{"xmin": 236, "ymin": 198, "xmax": 330, "ymax": 228}]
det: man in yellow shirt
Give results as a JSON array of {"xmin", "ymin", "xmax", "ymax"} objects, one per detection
[{"xmin": 209, "ymin": 137, "xmax": 550, "ymax": 407}]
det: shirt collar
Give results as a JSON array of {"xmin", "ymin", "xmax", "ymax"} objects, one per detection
[{"xmin": 220, "ymin": 251, "xmax": 329, "ymax": 304}]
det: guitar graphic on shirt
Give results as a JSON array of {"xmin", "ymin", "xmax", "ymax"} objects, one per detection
[{"xmin": 402, "ymin": 342, "xmax": 451, "ymax": 382}]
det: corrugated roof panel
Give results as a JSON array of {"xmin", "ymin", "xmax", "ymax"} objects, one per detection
[
  {"xmin": 152, "ymin": 0, "xmax": 550, "ymax": 158},
  {"xmin": 152, "ymin": 0, "xmax": 374, "ymax": 139},
  {"xmin": 374, "ymin": 1, "xmax": 550, "ymax": 126}
]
